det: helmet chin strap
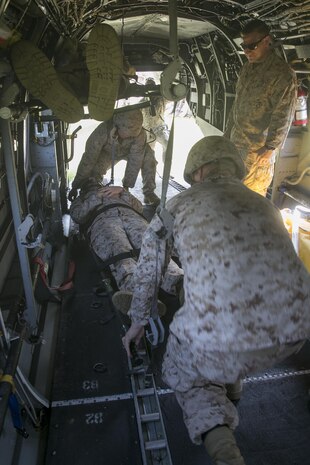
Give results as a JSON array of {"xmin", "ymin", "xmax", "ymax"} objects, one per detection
[
  {"xmin": 110, "ymin": 126, "xmax": 118, "ymax": 139},
  {"xmin": 105, "ymin": 126, "xmax": 121, "ymax": 186},
  {"xmin": 106, "ymin": 138, "xmax": 116, "ymax": 186}
]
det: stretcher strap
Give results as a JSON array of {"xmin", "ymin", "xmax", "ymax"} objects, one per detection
[
  {"xmin": 110, "ymin": 138, "xmax": 116, "ymax": 185},
  {"xmin": 83, "ymin": 202, "xmax": 146, "ymax": 232},
  {"xmin": 96, "ymin": 249, "xmax": 140, "ymax": 270},
  {"xmin": 33, "ymin": 257, "xmax": 75, "ymax": 294},
  {"xmin": 159, "ymin": 101, "xmax": 176, "ymax": 210}
]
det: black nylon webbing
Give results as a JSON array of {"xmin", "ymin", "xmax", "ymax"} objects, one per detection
[
  {"xmin": 95, "ymin": 248, "xmax": 140, "ymax": 270},
  {"xmin": 83, "ymin": 202, "xmax": 146, "ymax": 231},
  {"xmin": 81, "ymin": 202, "xmax": 145, "ymax": 270}
]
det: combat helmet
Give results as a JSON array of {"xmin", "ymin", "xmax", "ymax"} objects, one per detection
[
  {"xmin": 145, "ymin": 77, "xmax": 156, "ymax": 86},
  {"xmin": 183, "ymin": 136, "xmax": 245, "ymax": 184},
  {"xmin": 113, "ymin": 109, "xmax": 143, "ymax": 138}
]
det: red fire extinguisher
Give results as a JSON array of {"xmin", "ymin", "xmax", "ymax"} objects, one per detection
[{"xmin": 293, "ymin": 85, "xmax": 308, "ymax": 126}]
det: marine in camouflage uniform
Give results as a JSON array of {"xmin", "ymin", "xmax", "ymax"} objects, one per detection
[
  {"xmin": 141, "ymin": 78, "xmax": 170, "ymax": 162},
  {"xmin": 225, "ymin": 19, "xmax": 297, "ymax": 197},
  {"xmin": 70, "ymin": 182, "xmax": 183, "ymax": 294},
  {"xmin": 122, "ymin": 136, "xmax": 310, "ymax": 464},
  {"xmin": 69, "ymin": 109, "xmax": 160, "ymax": 205}
]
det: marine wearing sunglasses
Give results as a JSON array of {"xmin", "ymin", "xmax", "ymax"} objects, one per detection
[
  {"xmin": 240, "ymin": 27, "xmax": 271, "ymax": 64},
  {"xmin": 240, "ymin": 35, "xmax": 268, "ymax": 51}
]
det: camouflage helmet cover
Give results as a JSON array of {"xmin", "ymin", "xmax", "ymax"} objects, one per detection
[
  {"xmin": 113, "ymin": 109, "xmax": 143, "ymax": 137},
  {"xmin": 145, "ymin": 77, "xmax": 156, "ymax": 86},
  {"xmin": 183, "ymin": 136, "xmax": 245, "ymax": 184}
]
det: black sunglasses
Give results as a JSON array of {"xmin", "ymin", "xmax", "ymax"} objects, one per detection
[{"xmin": 240, "ymin": 35, "xmax": 268, "ymax": 51}]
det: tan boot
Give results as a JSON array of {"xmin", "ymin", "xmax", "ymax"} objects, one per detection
[
  {"xmin": 112, "ymin": 290, "xmax": 166, "ymax": 316},
  {"xmin": 10, "ymin": 40, "xmax": 84, "ymax": 123},
  {"xmin": 226, "ymin": 380, "xmax": 243, "ymax": 402},
  {"xmin": 204, "ymin": 426, "xmax": 246, "ymax": 465},
  {"xmin": 86, "ymin": 24, "xmax": 122, "ymax": 121}
]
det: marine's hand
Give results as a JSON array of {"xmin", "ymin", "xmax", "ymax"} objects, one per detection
[
  {"xmin": 122, "ymin": 323, "xmax": 145, "ymax": 357},
  {"xmin": 256, "ymin": 146, "xmax": 274, "ymax": 165},
  {"xmin": 97, "ymin": 186, "xmax": 124, "ymax": 198},
  {"xmin": 68, "ymin": 187, "xmax": 78, "ymax": 202}
]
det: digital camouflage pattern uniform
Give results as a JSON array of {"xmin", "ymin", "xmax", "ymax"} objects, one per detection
[
  {"xmin": 71, "ymin": 111, "xmax": 157, "ymax": 199},
  {"xmin": 142, "ymin": 95, "xmax": 170, "ymax": 161},
  {"xmin": 70, "ymin": 187, "xmax": 183, "ymax": 293},
  {"xmin": 128, "ymin": 177, "xmax": 310, "ymax": 444},
  {"xmin": 226, "ymin": 50, "xmax": 297, "ymax": 196}
]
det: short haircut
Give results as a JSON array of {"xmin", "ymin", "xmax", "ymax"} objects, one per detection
[{"xmin": 241, "ymin": 19, "xmax": 270, "ymax": 36}]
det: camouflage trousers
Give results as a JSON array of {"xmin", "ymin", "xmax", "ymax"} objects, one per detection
[
  {"xmin": 162, "ymin": 332, "xmax": 303, "ymax": 444},
  {"xmin": 90, "ymin": 209, "xmax": 182, "ymax": 293},
  {"xmin": 141, "ymin": 145, "xmax": 157, "ymax": 196},
  {"xmin": 242, "ymin": 149, "xmax": 277, "ymax": 197},
  {"xmin": 149, "ymin": 125, "xmax": 170, "ymax": 163}
]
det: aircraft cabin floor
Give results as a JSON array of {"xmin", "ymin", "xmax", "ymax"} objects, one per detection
[{"xmin": 44, "ymin": 230, "xmax": 310, "ymax": 465}]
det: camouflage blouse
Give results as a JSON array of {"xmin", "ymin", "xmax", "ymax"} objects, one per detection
[
  {"xmin": 129, "ymin": 178, "xmax": 310, "ymax": 353},
  {"xmin": 226, "ymin": 50, "xmax": 297, "ymax": 152}
]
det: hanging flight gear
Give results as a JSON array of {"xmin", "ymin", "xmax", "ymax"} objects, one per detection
[
  {"xmin": 293, "ymin": 85, "xmax": 308, "ymax": 127},
  {"xmin": 160, "ymin": 0, "xmax": 187, "ymax": 102}
]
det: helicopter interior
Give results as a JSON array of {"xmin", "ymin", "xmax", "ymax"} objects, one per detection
[{"xmin": 0, "ymin": 1, "xmax": 310, "ymax": 465}]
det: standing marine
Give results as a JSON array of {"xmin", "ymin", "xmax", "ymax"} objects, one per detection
[{"xmin": 225, "ymin": 19, "xmax": 297, "ymax": 196}]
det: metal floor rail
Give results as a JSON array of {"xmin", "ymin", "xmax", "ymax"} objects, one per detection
[
  {"xmin": 99, "ymin": 276, "xmax": 173, "ymax": 465},
  {"xmin": 128, "ymin": 346, "xmax": 173, "ymax": 465}
]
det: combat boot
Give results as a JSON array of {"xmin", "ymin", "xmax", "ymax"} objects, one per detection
[
  {"xmin": 143, "ymin": 192, "xmax": 160, "ymax": 206},
  {"xmin": 10, "ymin": 40, "xmax": 84, "ymax": 123},
  {"xmin": 86, "ymin": 24, "xmax": 122, "ymax": 121},
  {"xmin": 226, "ymin": 380, "xmax": 243, "ymax": 402},
  {"xmin": 112, "ymin": 290, "xmax": 166, "ymax": 316},
  {"xmin": 204, "ymin": 425, "xmax": 246, "ymax": 465}
]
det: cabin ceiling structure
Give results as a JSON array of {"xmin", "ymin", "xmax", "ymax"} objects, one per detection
[{"xmin": 5, "ymin": 0, "xmax": 310, "ymax": 45}]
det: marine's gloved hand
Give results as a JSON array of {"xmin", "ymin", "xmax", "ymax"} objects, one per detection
[
  {"xmin": 255, "ymin": 146, "xmax": 274, "ymax": 166},
  {"xmin": 68, "ymin": 187, "xmax": 78, "ymax": 202},
  {"xmin": 122, "ymin": 323, "xmax": 145, "ymax": 358},
  {"xmin": 97, "ymin": 186, "xmax": 124, "ymax": 199}
]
